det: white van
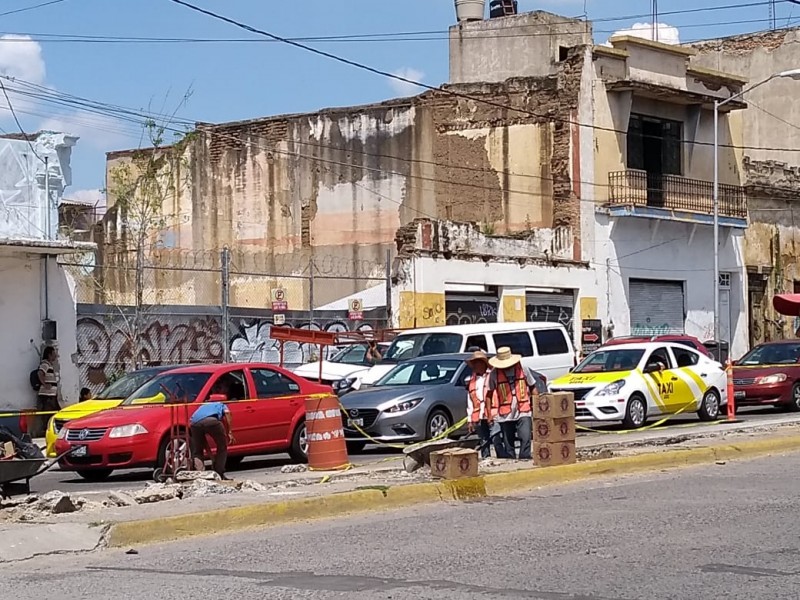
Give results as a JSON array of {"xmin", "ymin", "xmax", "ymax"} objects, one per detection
[{"xmin": 338, "ymin": 322, "xmax": 576, "ymax": 393}]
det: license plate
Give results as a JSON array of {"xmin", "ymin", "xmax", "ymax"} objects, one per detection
[
  {"xmin": 734, "ymin": 391, "xmax": 745, "ymax": 399},
  {"xmin": 347, "ymin": 418, "xmax": 364, "ymax": 428},
  {"xmin": 70, "ymin": 445, "xmax": 88, "ymax": 457}
]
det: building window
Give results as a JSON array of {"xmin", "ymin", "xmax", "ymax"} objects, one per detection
[
  {"xmin": 719, "ymin": 273, "xmax": 731, "ymax": 289},
  {"xmin": 627, "ymin": 114, "xmax": 682, "ymax": 176}
]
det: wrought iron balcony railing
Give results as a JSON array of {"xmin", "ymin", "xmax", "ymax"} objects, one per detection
[{"xmin": 607, "ymin": 170, "xmax": 747, "ymax": 219}]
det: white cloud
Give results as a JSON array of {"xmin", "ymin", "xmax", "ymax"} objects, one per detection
[
  {"xmin": 64, "ymin": 188, "xmax": 105, "ymax": 206},
  {"xmin": 0, "ymin": 34, "xmax": 45, "ymax": 84},
  {"xmin": 40, "ymin": 111, "xmax": 137, "ymax": 150},
  {"xmin": 389, "ymin": 67, "xmax": 426, "ymax": 96},
  {"xmin": 610, "ymin": 22, "xmax": 681, "ymax": 45}
]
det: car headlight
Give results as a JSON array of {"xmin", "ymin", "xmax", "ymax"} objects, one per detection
[
  {"xmin": 595, "ymin": 380, "xmax": 627, "ymax": 397},
  {"xmin": 386, "ymin": 398, "xmax": 422, "ymax": 413},
  {"xmin": 108, "ymin": 424, "xmax": 149, "ymax": 438},
  {"xmin": 755, "ymin": 373, "xmax": 787, "ymax": 385},
  {"xmin": 334, "ymin": 377, "xmax": 357, "ymax": 392},
  {"xmin": 57, "ymin": 426, "xmax": 68, "ymax": 440}
]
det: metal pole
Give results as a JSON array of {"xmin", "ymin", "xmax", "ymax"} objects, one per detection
[
  {"xmin": 713, "ymin": 100, "xmax": 721, "ymax": 347},
  {"xmin": 44, "ymin": 156, "xmax": 50, "ymax": 239},
  {"xmin": 221, "ymin": 246, "xmax": 231, "ymax": 362},
  {"xmin": 385, "ymin": 249, "xmax": 392, "ymax": 328},
  {"xmin": 309, "ymin": 256, "xmax": 315, "ymax": 331}
]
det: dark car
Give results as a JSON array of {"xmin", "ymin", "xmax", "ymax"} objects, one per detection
[{"xmin": 732, "ymin": 340, "xmax": 800, "ymax": 411}]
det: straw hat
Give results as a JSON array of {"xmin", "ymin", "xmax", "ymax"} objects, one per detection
[
  {"xmin": 465, "ymin": 350, "xmax": 490, "ymax": 367},
  {"xmin": 489, "ymin": 346, "xmax": 521, "ymax": 369}
]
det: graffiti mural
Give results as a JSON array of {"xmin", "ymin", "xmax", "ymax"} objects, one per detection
[
  {"xmin": 445, "ymin": 300, "xmax": 499, "ymax": 326},
  {"xmin": 75, "ymin": 305, "xmax": 387, "ymax": 391},
  {"xmin": 76, "ymin": 313, "xmax": 225, "ymax": 391},
  {"xmin": 527, "ymin": 304, "xmax": 575, "ymax": 336}
]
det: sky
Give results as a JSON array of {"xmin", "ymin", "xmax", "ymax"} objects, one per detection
[{"xmin": 0, "ymin": 0, "xmax": 795, "ymax": 202}]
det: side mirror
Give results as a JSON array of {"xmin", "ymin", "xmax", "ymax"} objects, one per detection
[
  {"xmin": 288, "ymin": 383, "xmax": 300, "ymax": 392},
  {"xmin": 643, "ymin": 363, "xmax": 660, "ymax": 374},
  {"xmin": 209, "ymin": 393, "xmax": 228, "ymax": 402}
]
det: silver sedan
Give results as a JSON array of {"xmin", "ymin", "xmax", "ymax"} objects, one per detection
[{"xmin": 339, "ymin": 354, "xmax": 473, "ymax": 452}]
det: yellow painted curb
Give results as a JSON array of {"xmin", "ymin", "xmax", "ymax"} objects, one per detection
[{"xmin": 106, "ymin": 434, "xmax": 800, "ymax": 548}]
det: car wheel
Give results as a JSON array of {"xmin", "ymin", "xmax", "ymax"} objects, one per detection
[
  {"xmin": 76, "ymin": 469, "xmax": 113, "ymax": 482},
  {"xmin": 426, "ymin": 409, "xmax": 452, "ymax": 441},
  {"xmin": 622, "ymin": 394, "xmax": 647, "ymax": 429},
  {"xmin": 158, "ymin": 434, "xmax": 191, "ymax": 472},
  {"xmin": 698, "ymin": 388, "xmax": 721, "ymax": 421},
  {"xmin": 346, "ymin": 441, "xmax": 367, "ymax": 454},
  {"xmin": 226, "ymin": 456, "xmax": 245, "ymax": 470},
  {"xmin": 785, "ymin": 383, "xmax": 800, "ymax": 412},
  {"xmin": 288, "ymin": 421, "xmax": 308, "ymax": 463}
]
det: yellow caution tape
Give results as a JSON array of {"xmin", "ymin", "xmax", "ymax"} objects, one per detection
[{"xmin": 574, "ymin": 397, "xmax": 722, "ymax": 435}]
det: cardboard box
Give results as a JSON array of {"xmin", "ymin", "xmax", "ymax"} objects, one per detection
[
  {"xmin": 1, "ymin": 441, "xmax": 14, "ymax": 458},
  {"xmin": 534, "ymin": 417, "xmax": 576, "ymax": 443},
  {"xmin": 430, "ymin": 448, "xmax": 479, "ymax": 480},
  {"xmin": 533, "ymin": 441, "xmax": 576, "ymax": 467},
  {"xmin": 534, "ymin": 392, "xmax": 574, "ymax": 419}
]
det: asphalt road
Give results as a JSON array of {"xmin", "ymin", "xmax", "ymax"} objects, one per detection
[
  {"xmin": 8, "ymin": 450, "xmax": 800, "ymax": 599},
  {"xmin": 30, "ymin": 406, "xmax": 789, "ymax": 495}
]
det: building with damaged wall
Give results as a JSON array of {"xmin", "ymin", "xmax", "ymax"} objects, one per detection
[
  {"xmin": 692, "ymin": 29, "xmax": 800, "ymax": 347},
  {"xmin": 102, "ymin": 21, "xmax": 590, "ymax": 322}
]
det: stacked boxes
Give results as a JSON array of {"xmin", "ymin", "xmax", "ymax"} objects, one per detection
[{"xmin": 533, "ymin": 391, "xmax": 576, "ymax": 467}]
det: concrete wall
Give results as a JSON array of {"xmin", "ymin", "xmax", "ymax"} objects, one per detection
[
  {"xmin": 103, "ymin": 67, "xmax": 587, "ymax": 310},
  {"xmin": 449, "ymin": 11, "xmax": 591, "ymax": 84},
  {"xmin": 0, "ymin": 253, "xmax": 79, "ymax": 411},
  {"xmin": 693, "ymin": 29, "xmax": 800, "ymax": 341}
]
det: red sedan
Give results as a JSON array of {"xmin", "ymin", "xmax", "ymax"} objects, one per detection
[
  {"xmin": 55, "ymin": 363, "xmax": 331, "ymax": 481},
  {"xmin": 732, "ymin": 340, "xmax": 800, "ymax": 411}
]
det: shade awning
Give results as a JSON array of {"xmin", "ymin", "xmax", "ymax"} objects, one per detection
[{"xmin": 773, "ymin": 294, "xmax": 800, "ymax": 317}]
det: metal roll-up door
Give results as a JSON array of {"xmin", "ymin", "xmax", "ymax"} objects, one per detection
[
  {"xmin": 629, "ymin": 279, "xmax": 685, "ymax": 335},
  {"xmin": 445, "ymin": 293, "xmax": 498, "ymax": 325},
  {"xmin": 526, "ymin": 292, "xmax": 575, "ymax": 336}
]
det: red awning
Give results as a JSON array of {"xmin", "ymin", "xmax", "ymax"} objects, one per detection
[{"xmin": 773, "ymin": 294, "xmax": 800, "ymax": 316}]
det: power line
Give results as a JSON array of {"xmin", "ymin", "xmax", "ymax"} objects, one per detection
[
  {"xmin": 0, "ymin": 0, "xmax": 66, "ymax": 18},
  {"xmin": 0, "ymin": 78, "xmax": 44, "ymax": 161}
]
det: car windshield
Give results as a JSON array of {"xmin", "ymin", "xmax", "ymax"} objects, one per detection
[
  {"xmin": 383, "ymin": 333, "xmax": 462, "ymax": 362},
  {"xmin": 376, "ymin": 359, "xmax": 462, "ymax": 387},
  {"xmin": 330, "ymin": 345, "xmax": 368, "ymax": 364},
  {"xmin": 574, "ymin": 349, "xmax": 645, "ymax": 373},
  {"xmin": 739, "ymin": 343, "xmax": 800, "ymax": 366},
  {"xmin": 122, "ymin": 372, "xmax": 212, "ymax": 405},
  {"xmin": 96, "ymin": 370, "xmax": 163, "ymax": 400}
]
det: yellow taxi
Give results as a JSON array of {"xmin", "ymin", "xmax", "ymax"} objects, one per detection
[
  {"xmin": 549, "ymin": 342, "xmax": 728, "ymax": 429},
  {"xmin": 46, "ymin": 365, "xmax": 180, "ymax": 457}
]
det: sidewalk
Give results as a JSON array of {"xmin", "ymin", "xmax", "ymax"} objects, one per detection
[{"xmin": 3, "ymin": 415, "xmax": 800, "ymax": 561}]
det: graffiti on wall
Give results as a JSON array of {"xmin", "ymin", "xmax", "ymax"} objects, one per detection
[
  {"xmin": 527, "ymin": 304, "xmax": 575, "ymax": 336},
  {"xmin": 76, "ymin": 315, "xmax": 225, "ymax": 390},
  {"xmin": 76, "ymin": 306, "xmax": 385, "ymax": 390},
  {"xmin": 446, "ymin": 301, "xmax": 498, "ymax": 326}
]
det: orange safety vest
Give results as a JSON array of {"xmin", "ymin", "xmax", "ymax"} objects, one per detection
[
  {"xmin": 467, "ymin": 374, "xmax": 491, "ymax": 423},
  {"xmin": 494, "ymin": 365, "xmax": 531, "ymax": 416}
]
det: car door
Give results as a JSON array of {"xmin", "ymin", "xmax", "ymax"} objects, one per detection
[
  {"xmin": 670, "ymin": 345, "xmax": 711, "ymax": 404},
  {"xmin": 642, "ymin": 347, "xmax": 692, "ymax": 415},
  {"xmin": 249, "ymin": 367, "xmax": 303, "ymax": 449},
  {"xmin": 203, "ymin": 368, "xmax": 253, "ymax": 448}
]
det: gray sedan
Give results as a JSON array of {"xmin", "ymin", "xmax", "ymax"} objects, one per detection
[{"xmin": 339, "ymin": 354, "xmax": 473, "ymax": 452}]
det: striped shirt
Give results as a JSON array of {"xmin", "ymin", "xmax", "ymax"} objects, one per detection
[{"xmin": 38, "ymin": 360, "xmax": 58, "ymax": 397}]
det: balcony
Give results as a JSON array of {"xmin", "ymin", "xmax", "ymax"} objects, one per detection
[{"xmin": 605, "ymin": 170, "xmax": 747, "ymax": 225}]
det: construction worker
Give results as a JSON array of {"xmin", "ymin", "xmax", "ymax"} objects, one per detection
[
  {"xmin": 189, "ymin": 380, "xmax": 235, "ymax": 478},
  {"xmin": 487, "ymin": 347, "xmax": 546, "ymax": 460},
  {"xmin": 464, "ymin": 350, "xmax": 508, "ymax": 459}
]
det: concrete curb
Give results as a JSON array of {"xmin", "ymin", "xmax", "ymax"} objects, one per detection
[{"xmin": 106, "ymin": 434, "xmax": 800, "ymax": 548}]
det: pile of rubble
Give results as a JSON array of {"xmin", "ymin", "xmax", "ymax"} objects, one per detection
[{"xmin": 0, "ymin": 471, "xmax": 272, "ymax": 522}]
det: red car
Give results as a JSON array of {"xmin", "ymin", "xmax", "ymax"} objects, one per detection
[
  {"xmin": 55, "ymin": 363, "xmax": 330, "ymax": 481},
  {"xmin": 603, "ymin": 335, "xmax": 714, "ymax": 358},
  {"xmin": 732, "ymin": 340, "xmax": 800, "ymax": 411}
]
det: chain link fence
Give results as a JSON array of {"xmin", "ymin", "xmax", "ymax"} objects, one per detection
[{"xmin": 62, "ymin": 248, "xmax": 391, "ymax": 392}]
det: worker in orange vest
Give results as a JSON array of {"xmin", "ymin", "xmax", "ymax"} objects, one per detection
[
  {"xmin": 488, "ymin": 347, "xmax": 546, "ymax": 460},
  {"xmin": 464, "ymin": 350, "xmax": 508, "ymax": 459}
]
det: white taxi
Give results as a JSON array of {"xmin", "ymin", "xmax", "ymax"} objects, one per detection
[{"xmin": 549, "ymin": 342, "xmax": 728, "ymax": 428}]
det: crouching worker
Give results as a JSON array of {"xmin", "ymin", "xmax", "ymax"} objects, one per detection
[{"xmin": 189, "ymin": 400, "xmax": 234, "ymax": 479}]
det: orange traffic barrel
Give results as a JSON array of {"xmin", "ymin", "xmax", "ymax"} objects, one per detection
[{"xmin": 305, "ymin": 395, "xmax": 350, "ymax": 471}]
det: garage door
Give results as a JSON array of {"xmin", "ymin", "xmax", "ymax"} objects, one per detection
[
  {"xmin": 629, "ymin": 279, "xmax": 685, "ymax": 335},
  {"xmin": 526, "ymin": 291, "xmax": 575, "ymax": 337},
  {"xmin": 445, "ymin": 293, "xmax": 498, "ymax": 325}
]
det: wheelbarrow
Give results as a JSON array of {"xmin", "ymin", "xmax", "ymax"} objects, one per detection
[
  {"xmin": 0, "ymin": 447, "xmax": 78, "ymax": 498},
  {"xmin": 402, "ymin": 436, "xmax": 482, "ymax": 473}
]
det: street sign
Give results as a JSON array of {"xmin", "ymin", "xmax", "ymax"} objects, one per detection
[
  {"xmin": 348, "ymin": 298, "xmax": 364, "ymax": 321},
  {"xmin": 273, "ymin": 313, "xmax": 286, "ymax": 326},
  {"xmin": 581, "ymin": 319, "xmax": 603, "ymax": 356},
  {"xmin": 271, "ymin": 288, "xmax": 288, "ymax": 312}
]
